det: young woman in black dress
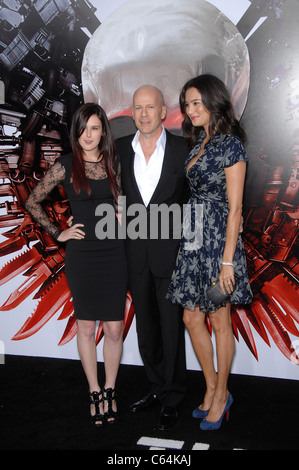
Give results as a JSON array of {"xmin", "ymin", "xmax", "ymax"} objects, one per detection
[{"xmin": 25, "ymin": 103, "xmax": 127, "ymax": 425}]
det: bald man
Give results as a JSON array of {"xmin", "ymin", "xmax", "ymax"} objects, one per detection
[{"xmin": 117, "ymin": 86, "xmax": 189, "ymax": 431}]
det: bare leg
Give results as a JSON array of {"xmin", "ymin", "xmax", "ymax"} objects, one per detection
[
  {"xmin": 77, "ymin": 319, "xmax": 103, "ymax": 423},
  {"xmin": 183, "ymin": 307, "xmax": 217, "ymax": 411},
  {"xmin": 102, "ymin": 320, "xmax": 123, "ymax": 421},
  {"xmin": 206, "ymin": 303, "xmax": 235, "ymax": 422},
  {"xmin": 77, "ymin": 319, "xmax": 99, "ymax": 391},
  {"xmin": 102, "ymin": 320, "xmax": 123, "ymax": 389}
]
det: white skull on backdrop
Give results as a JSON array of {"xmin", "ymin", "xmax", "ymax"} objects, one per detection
[{"xmin": 82, "ymin": 0, "xmax": 249, "ymax": 133}]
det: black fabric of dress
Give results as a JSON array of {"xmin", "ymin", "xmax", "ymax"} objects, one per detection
[{"xmin": 25, "ymin": 153, "xmax": 127, "ymax": 322}]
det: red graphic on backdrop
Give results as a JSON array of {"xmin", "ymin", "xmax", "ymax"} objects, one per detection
[
  {"xmin": 0, "ymin": 218, "xmax": 134, "ymax": 346},
  {"xmin": 0, "ymin": 142, "xmax": 298, "ymax": 363},
  {"xmin": 0, "ymin": 0, "xmax": 298, "ymax": 365}
]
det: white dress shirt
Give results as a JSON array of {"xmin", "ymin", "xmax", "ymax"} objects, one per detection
[{"xmin": 132, "ymin": 126, "xmax": 166, "ymax": 207}]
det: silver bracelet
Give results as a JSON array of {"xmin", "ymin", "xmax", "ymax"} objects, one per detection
[{"xmin": 221, "ymin": 261, "xmax": 234, "ymax": 267}]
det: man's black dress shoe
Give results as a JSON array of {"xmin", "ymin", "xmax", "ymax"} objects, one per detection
[
  {"xmin": 129, "ymin": 393, "xmax": 159, "ymax": 412},
  {"xmin": 156, "ymin": 406, "xmax": 178, "ymax": 431}
]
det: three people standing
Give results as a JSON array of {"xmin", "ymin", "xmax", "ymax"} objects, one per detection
[{"xmin": 25, "ymin": 75, "xmax": 252, "ymax": 432}]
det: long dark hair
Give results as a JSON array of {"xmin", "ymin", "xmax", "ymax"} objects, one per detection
[
  {"xmin": 69, "ymin": 103, "xmax": 119, "ymax": 201},
  {"xmin": 179, "ymin": 74, "xmax": 246, "ymax": 147}
]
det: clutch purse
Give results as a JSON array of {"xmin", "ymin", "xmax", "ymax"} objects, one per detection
[{"xmin": 206, "ymin": 280, "xmax": 232, "ymax": 306}]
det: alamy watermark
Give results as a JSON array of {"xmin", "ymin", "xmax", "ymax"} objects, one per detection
[{"xmin": 95, "ymin": 196, "xmax": 203, "ymax": 249}]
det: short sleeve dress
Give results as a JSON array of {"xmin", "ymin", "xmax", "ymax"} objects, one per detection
[
  {"xmin": 166, "ymin": 132, "xmax": 252, "ymax": 313},
  {"xmin": 25, "ymin": 153, "xmax": 127, "ymax": 321}
]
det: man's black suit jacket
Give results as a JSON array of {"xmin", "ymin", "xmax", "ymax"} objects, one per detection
[{"xmin": 117, "ymin": 130, "xmax": 189, "ymax": 278}]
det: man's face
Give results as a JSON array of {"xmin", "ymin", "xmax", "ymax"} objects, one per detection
[{"xmin": 132, "ymin": 86, "xmax": 167, "ymax": 137}]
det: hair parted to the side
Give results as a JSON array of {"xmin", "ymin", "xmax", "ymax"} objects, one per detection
[
  {"xmin": 69, "ymin": 103, "xmax": 119, "ymax": 200},
  {"xmin": 179, "ymin": 74, "xmax": 246, "ymax": 147}
]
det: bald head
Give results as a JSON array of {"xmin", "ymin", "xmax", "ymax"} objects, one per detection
[{"xmin": 133, "ymin": 85, "xmax": 165, "ymax": 107}]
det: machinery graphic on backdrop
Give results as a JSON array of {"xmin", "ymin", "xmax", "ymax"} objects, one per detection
[
  {"xmin": 0, "ymin": 0, "xmax": 134, "ymax": 346},
  {"xmin": 0, "ymin": 0, "xmax": 298, "ymax": 364}
]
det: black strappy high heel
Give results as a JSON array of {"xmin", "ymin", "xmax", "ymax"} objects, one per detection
[
  {"xmin": 103, "ymin": 388, "xmax": 118, "ymax": 423},
  {"xmin": 89, "ymin": 390, "xmax": 105, "ymax": 426}
]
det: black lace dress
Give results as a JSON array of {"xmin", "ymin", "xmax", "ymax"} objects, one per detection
[{"xmin": 25, "ymin": 153, "xmax": 127, "ymax": 321}]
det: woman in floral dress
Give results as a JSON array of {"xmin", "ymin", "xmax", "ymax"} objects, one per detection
[{"xmin": 167, "ymin": 75, "xmax": 252, "ymax": 430}]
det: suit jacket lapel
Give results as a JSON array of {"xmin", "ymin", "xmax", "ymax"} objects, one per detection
[
  {"xmin": 127, "ymin": 144, "xmax": 144, "ymax": 205},
  {"xmin": 148, "ymin": 132, "xmax": 176, "ymax": 206}
]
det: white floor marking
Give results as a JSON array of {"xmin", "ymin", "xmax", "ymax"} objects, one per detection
[
  {"xmin": 137, "ymin": 437, "xmax": 184, "ymax": 449},
  {"xmin": 192, "ymin": 442, "xmax": 210, "ymax": 450}
]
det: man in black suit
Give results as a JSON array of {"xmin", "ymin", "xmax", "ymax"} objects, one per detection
[{"xmin": 116, "ymin": 85, "xmax": 189, "ymax": 430}]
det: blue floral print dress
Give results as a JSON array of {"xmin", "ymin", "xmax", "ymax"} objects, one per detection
[{"xmin": 166, "ymin": 131, "xmax": 252, "ymax": 313}]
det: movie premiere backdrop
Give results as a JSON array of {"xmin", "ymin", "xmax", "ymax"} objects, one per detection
[{"xmin": 0, "ymin": 0, "xmax": 298, "ymax": 380}]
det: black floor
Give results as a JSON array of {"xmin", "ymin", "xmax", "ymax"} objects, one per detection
[{"xmin": 0, "ymin": 355, "xmax": 298, "ymax": 452}]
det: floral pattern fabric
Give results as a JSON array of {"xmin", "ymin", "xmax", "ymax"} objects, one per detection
[{"xmin": 166, "ymin": 132, "xmax": 253, "ymax": 312}]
